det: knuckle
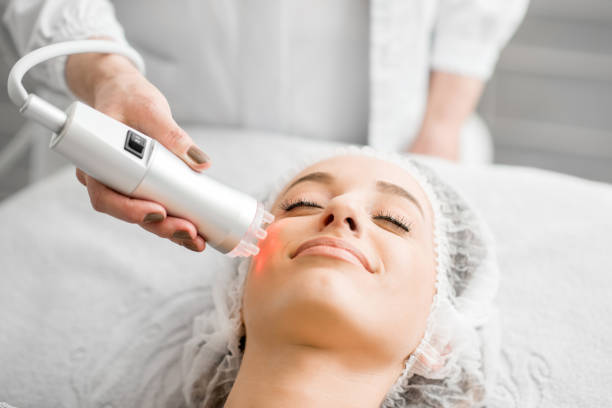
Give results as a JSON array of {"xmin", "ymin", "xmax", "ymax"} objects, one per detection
[
  {"xmin": 122, "ymin": 200, "xmax": 142, "ymax": 223},
  {"xmin": 138, "ymin": 97, "xmax": 159, "ymax": 117},
  {"xmin": 166, "ymin": 127, "xmax": 185, "ymax": 149}
]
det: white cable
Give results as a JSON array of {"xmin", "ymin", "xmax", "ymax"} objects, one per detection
[
  {"xmin": 0, "ymin": 40, "xmax": 145, "ymax": 180},
  {"xmin": 7, "ymin": 39, "xmax": 145, "ymax": 108},
  {"xmin": 6, "ymin": 40, "xmax": 144, "ymax": 133}
]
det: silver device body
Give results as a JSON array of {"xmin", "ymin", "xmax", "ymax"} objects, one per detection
[
  {"xmin": 7, "ymin": 40, "xmax": 272, "ymax": 257},
  {"xmin": 50, "ymin": 101, "xmax": 269, "ymax": 255}
]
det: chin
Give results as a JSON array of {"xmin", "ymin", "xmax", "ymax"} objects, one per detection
[
  {"xmin": 291, "ymin": 261, "xmax": 361, "ymax": 298},
  {"xmin": 256, "ymin": 265, "xmax": 368, "ymax": 347}
]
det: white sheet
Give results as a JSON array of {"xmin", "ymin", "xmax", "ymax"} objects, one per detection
[{"xmin": 1, "ymin": 129, "xmax": 611, "ymax": 407}]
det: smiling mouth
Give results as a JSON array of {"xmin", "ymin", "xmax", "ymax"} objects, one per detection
[{"xmin": 291, "ymin": 237, "xmax": 373, "ymax": 273}]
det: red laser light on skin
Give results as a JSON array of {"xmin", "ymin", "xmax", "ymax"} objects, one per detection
[{"xmin": 252, "ymin": 222, "xmax": 282, "ymax": 276}]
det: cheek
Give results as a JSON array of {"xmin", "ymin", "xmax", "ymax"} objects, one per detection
[
  {"xmin": 250, "ymin": 222, "xmax": 285, "ymax": 277},
  {"xmin": 387, "ymin": 244, "xmax": 436, "ymax": 308},
  {"xmin": 246, "ymin": 217, "xmax": 311, "ymax": 290},
  {"xmin": 243, "ymin": 223, "xmax": 286, "ymax": 328},
  {"xmin": 376, "ymin": 240, "xmax": 437, "ymax": 348},
  {"xmin": 251, "ymin": 215, "xmax": 319, "ymax": 274}
]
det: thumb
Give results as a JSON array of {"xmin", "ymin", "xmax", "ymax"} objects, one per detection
[{"xmin": 133, "ymin": 103, "xmax": 210, "ymax": 171}]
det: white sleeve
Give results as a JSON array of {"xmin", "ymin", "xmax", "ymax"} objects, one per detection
[
  {"xmin": 1, "ymin": 0, "xmax": 140, "ymax": 96},
  {"xmin": 430, "ymin": 0, "xmax": 529, "ymax": 79}
]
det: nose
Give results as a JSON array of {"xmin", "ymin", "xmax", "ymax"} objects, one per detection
[{"xmin": 320, "ymin": 198, "xmax": 361, "ymax": 235}]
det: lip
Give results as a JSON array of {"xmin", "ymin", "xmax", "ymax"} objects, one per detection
[{"xmin": 291, "ymin": 236, "xmax": 373, "ymax": 273}]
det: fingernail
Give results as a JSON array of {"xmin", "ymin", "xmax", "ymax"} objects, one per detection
[
  {"xmin": 143, "ymin": 212, "xmax": 164, "ymax": 223},
  {"xmin": 187, "ymin": 145, "xmax": 210, "ymax": 165},
  {"xmin": 182, "ymin": 240, "xmax": 199, "ymax": 252},
  {"xmin": 173, "ymin": 230, "xmax": 192, "ymax": 240}
]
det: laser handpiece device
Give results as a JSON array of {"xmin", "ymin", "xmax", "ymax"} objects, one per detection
[{"xmin": 7, "ymin": 40, "xmax": 273, "ymax": 257}]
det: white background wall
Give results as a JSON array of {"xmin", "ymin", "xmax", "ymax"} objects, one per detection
[
  {"xmin": 478, "ymin": 0, "xmax": 612, "ymax": 183},
  {"xmin": 1, "ymin": 0, "xmax": 611, "ymax": 202}
]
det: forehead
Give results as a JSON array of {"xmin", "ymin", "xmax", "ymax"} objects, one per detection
[{"xmin": 280, "ymin": 155, "xmax": 431, "ymax": 211}]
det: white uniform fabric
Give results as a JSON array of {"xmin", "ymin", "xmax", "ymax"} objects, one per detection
[{"xmin": 1, "ymin": 0, "xmax": 528, "ymax": 151}]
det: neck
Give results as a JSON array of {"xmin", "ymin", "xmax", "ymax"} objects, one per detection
[{"xmin": 224, "ymin": 339, "xmax": 402, "ymax": 408}]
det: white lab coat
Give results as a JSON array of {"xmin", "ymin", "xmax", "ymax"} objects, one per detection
[{"xmin": 2, "ymin": 0, "xmax": 528, "ymax": 158}]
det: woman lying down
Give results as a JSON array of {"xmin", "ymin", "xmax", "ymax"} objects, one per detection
[{"xmin": 182, "ymin": 147, "xmax": 500, "ymax": 408}]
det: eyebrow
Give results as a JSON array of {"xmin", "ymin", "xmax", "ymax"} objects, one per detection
[
  {"xmin": 283, "ymin": 171, "xmax": 425, "ymax": 217},
  {"xmin": 375, "ymin": 180, "xmax": 424, "ymax": 216},
  {"xmin": 285, "ymin": 171, "xmax": 333, "ymax": 191}
]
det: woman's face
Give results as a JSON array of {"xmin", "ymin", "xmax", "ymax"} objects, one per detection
[{"xmin": 243, "ymin": 155, "xmax": 437, "ymax": 366}]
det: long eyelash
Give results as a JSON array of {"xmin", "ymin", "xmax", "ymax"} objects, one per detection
[
  {"xmin": 280, "ymin": 200, "xmax": 412, "ymax": 233},
  {"xmin": 373, "ymin": 211, "xmax": 412, "ymax": 233},
  {"xmin": 280, "ymin": 199, "xmax": 323, "ymax": 211}
]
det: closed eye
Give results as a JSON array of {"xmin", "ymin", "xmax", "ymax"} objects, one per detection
[
  {"xmin": 372, "ymin": 211, "xmax": 412, "ymax": 233},
  {"xmin": 280, "ymin": 199, "xmax": 323, "ymax": 211},
  {"xmin": 280, "ymin": 199, "xmax": 412, "ymax": 233}
]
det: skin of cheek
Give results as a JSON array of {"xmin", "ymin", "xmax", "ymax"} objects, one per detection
[
  {"xmin": 250, "ymin": 221, "xmax": 285, "ymax": 278},
  {"xmin": 368, "ymin": 224, "xmax": 438, "ymax": 361},
  {"xmin": 244, "ymin": 219, "xmax": 317, "ymax": 345},
  {"xmin": 392, "ymin": 252, "xmax": 436, "ymax": 360},
  {"xmin": 241, "ymin": 221, "xmax": 279, "ymax": 345}
]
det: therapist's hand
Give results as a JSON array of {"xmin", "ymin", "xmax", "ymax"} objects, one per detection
[
  {"xmin": 67, "ymin": 52, "xmax": 208, "ymax": 252},
  {"xmin": 408, "ymin": 71, "xmax": 484, "ymax": 162}
]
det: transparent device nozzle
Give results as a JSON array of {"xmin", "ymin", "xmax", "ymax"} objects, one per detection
[{"xmin": 228, "ymin": 202, "xmax": 275, "ymax": 257}]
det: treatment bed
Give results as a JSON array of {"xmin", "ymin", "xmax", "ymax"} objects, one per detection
[{"xmin": 0, "ymin": 129, "xmax": 610, "ymax": 407}]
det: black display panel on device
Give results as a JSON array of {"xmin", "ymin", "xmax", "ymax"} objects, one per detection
[{"xmin": 124, "ymin": 130, "xmax": 146, "ymax": 159}]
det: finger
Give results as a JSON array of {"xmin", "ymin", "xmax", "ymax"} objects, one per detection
[
  {"xmin": 169, "ymin": 235, "xmax": 206, "ymax": 252},
  {"xmin": 132, "ymin": 100, "xmax": 211, "ymax": 172},
  {"xmin": 138, "ymin": 215, "xmax": 199, "ymax": 240},
  {"xmin": 75, "ymin": 168, "xmax": 87, "ymax": 186},
  {"xmin": 137, "ymin": 215, "xmax": 207, "ymax": 252},
  {"xmin": 180, "ymin": 236, "xmax": 206, "ymax": 252},
  {"xmin": 85, "ymin": 174, "xmax": 166, "ymax": 223},
  {"xmin": 138, "ymin": 218, "xmax": 206, "ymax": 253}
]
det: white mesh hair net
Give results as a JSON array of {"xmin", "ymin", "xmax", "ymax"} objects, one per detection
[{"xmin": 181, "ymin": 146, "xmax": 501, "ymax": 407}]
